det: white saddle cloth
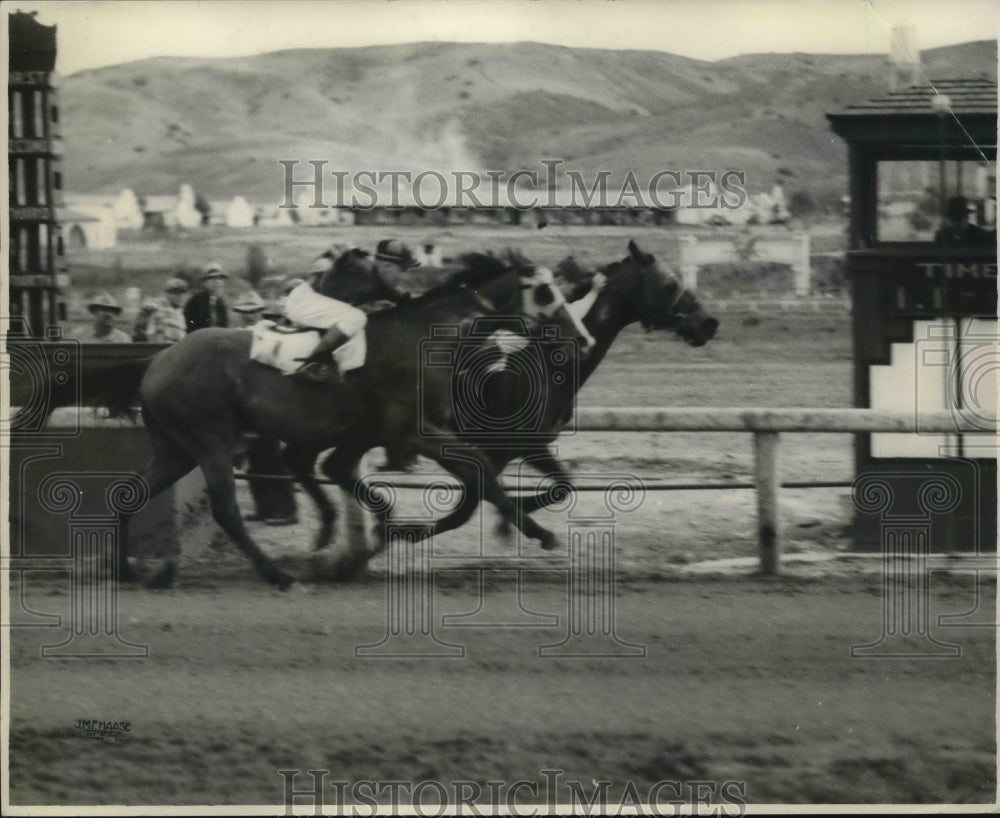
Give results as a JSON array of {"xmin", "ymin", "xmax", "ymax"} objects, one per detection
[{"xmin": 249, "ymin": 321, "xmax": 366, "ymax": 375}]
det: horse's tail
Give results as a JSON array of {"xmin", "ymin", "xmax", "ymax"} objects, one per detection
[{"xmin": 39, "ymin": 357, "xmax": 153, "ymax": 422}]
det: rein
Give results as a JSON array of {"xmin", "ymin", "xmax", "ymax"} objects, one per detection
[{"xmin": 461, "ymin": 283, "xmax": 502, "ymax": 314}]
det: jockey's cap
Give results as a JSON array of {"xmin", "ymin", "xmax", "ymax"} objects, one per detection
[
  {"xmin": 375, "ymin": 239, "xmax": 421, "ymax": 268},
  {"xmin": 164, "ymin": 277, "xmax": 189, "ymax": 293},
  {"xmin": 87, "ymin": 292, "xmax": 122, "ymax": 314}
]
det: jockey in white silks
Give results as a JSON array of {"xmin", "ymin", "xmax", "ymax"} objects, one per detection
[{"xmin": 283, "ymin": 256, "xmax": 368, "ymax": 382}]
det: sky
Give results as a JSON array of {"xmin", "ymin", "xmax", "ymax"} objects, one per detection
[{"xmin": 6, "ymin": 0, "xmax": 999, "ymax": 76}]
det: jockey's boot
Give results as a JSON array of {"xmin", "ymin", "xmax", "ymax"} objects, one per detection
[{"xmin": 294, "ymin": 326, "xmax": 349, "ymax": 383}]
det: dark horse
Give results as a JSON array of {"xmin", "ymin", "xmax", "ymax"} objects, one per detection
[
  {"xmin": 71, "ymin": 250, "xmax": 592, "ymax": 588},
  {"xmin": 428, "ymin": 239, "xmax": 719, "ymax": 534}
]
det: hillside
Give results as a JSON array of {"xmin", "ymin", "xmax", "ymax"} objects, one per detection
[{"xmin": 58, "ymin": 39, "xmax": 997, "ymax": 206}]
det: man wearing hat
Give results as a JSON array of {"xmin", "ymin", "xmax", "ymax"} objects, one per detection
[
  {"xmin": 76, "ymin": 293, "xmax": 132, "ymax": 343},
  {"xmin": 231, "ymin": 286, "xmax": 299, "ymax": 524},
  {"xmin": 231, "ymin": 290, "xmax": 267, "ymax": 327},
  {"xmin": 184, "ymin": 262, "xmax": 230, "ymax": 333},
  {"xmin": 935, "ymin": 196, "xmax": 994, "ymax": 247},
  {"xmin": 148, "ymin": 277, "xmax": 190, "ymax": 344},
  {"xmin": 132, "ymin": 296, "xmax": 164, "ymax": 342}
]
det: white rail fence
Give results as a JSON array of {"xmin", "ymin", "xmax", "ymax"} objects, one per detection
[
  {"xmin": 665, "ymin": 233, "xmax": 813, "ymax": 295},
  {"xmin": 348, "ymin": 408, "xmax": 989, "ymax": 575},
  {"xmin": 26, "ymin": 406, "xmax": 992, "ymax": 575},
  {"xmin": 573, "ymin": 408, "xmax": 988, "ymax": 573}
]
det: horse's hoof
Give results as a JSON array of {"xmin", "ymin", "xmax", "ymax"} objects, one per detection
[
  {"xmin": 143, "ymin": 560, "xmax": 177, "ymax": 590},
  {"xmin": 494, "ymin": 519, "xmax": 513, "ymax": 539},
  {"xmin": 329, "ymin": 556, "xmax": 368, "ymax": 582},
  {"xmin": 118, "ymin": 561, "xmax": 140, "ymax": 584},
  {"xmin": 269, "ymin": 567, "xmax": 297, "ymax": 590},
  {"xmin": 539, "ymin": 532, "xmax": 560, "ymax": 551}
]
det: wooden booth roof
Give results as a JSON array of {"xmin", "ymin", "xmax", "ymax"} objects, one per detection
[{"xmin": 827, "ymin": 77, "xmax": 997, "ymax": 147}]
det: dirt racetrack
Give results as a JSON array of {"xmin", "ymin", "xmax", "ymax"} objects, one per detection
[
  {"xmin": 7, "ymin": 296, "xmax": 996, "ymax": 809},
  {"xmin": 7, "ymin": 569, "xmax": 995, "ymax": 808}
]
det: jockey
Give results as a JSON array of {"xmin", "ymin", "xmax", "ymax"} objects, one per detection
[{"xmin": 284, "ymin": 257, "xmax": 368, "ymax": 382}]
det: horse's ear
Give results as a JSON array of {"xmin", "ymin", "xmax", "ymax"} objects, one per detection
[{"xmin": 628, "ymin": 239, "xmax": 643, "ymax": 259}]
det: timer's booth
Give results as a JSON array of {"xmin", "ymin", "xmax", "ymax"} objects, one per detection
[{"xmin": 827, "ymin": 76, "xmax": 997, "ymax": 552}]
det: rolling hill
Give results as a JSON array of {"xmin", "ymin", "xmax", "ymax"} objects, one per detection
[{"xmin": 57, "ymin": 39, "xmax": 997, "ymax": 207}]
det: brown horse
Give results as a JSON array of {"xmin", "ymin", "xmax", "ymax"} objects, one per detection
[{"xmin": 104, "ymin": 251, "xmax": 592, "ymax": 588}]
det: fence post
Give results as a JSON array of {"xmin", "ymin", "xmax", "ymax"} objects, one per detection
[
  {"xmin": 679, "ymin": 235, "xmax": 699, "ymax": 291},
  {"xmin": 753, "ymin": 431, "xmax": 782, "ymax": 574},
  {"xmin": 794, "ymin": 233, "xmax": 811, "ymax": 296}
]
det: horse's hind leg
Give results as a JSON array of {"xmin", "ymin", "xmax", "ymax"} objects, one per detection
[
  {"xmin": 281, "ymin": 444, "xmax": 336, "ymax": 551},
  {"xmin": 118, "ymin": 431, "xmax": 196, "ymax": 585},
  {"xmin": 199, "ymin": 453, "xmax": 296, "ymax": 589}
]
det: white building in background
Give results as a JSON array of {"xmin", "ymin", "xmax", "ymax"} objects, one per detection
[
  {"xmin": 208, "ymin": 196, "xmax": 257, "ymax": 227},
  {"xmin": 59, "ymin": 206, "xmax": 117, "ymax": 249},
  {"xmin": 255, "ymin": 204, "xmax": 295, "ymax": 227},
  {"xmin": 141, "ymin": 184, "xmax": 201, "ymax": 230},
  {"xmin": 112, "ymin": 189, "xmax": 144, "ymax": 228},
  {"xmin": 64, "ymin": 190, "xmax": 142, "ymax": 231},
  {"xmin": 226, "ymin": 196, "xmax": 256, "ymax": 228}
]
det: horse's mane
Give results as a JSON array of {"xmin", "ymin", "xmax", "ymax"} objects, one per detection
[
  {"xmin": 373, "ymin": 252, "xmax": 513, "ymax": 316},
  {"xmin": 421, "ymin": 253, "xmax": 511, "ymax": 299}
]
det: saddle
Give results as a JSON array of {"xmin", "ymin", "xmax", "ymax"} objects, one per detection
[{"xmin": 248, "ymin": 320, "xmax": 366, "ymax": 376}]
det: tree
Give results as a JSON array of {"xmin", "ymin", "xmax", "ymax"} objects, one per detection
[
  {"xmin": 194, "ymin": 193, "xmax": 212, "ymax": 227},
  {"xmin": 788, "ymin": 190, "xmax": 816, "ymax": 219}
]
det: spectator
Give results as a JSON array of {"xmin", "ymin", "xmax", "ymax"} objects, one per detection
[
  {"xmin": 184, "ymin": 262, "xmax": 230, "ymax": 332},
  {"xmin": 75, "ymin": 293, "xmax": 131, "ymax": 343},
  {"xmin": 232, "ymin": 290, "xmax": 267, "ymax": 326},
  {"xmin": 132, "ymin": 297, "xmax": 163, "ymax": 342},
  {"xmin": 935, "ymin": 196, "xmax": 994, "ymax": 247},
  {"xmin": 234, "ymin": 286, "xmax": 299, "ymax": 526},
  {"xmin": 148, "ymin": 277, "xmax": 190, "ymax": 344}
]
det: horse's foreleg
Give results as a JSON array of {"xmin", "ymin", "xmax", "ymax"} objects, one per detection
[
  {"xmin": 281, "ymin": 444, "xmax": 335, "ymax": 551},
  {"xmin": 510, "ymin": 447, "xmax": 575, "ymax": 518},
  {"xmin": 411, "ymin": 431, "xmax": 558, "ymax": 549},
  {"xmin": 199, "ymin": 453, "xmax": 296, "ymax": 589},
  {"xmin": 320, "ymin": 445, "xmax": 378, "ymax": 577}
]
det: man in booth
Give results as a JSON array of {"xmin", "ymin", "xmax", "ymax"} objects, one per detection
[{"xmin": 935, "ymin": 196, "xmax": 995, "ymax": 247}]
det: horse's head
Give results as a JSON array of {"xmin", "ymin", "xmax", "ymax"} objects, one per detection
[
  {"xmin": 314, "ymin": 247, "xmax": 406, "ymax": 307},
  {"xmin": 607, "ymin": 240, "xmax": 718, "ymax": 347}
]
